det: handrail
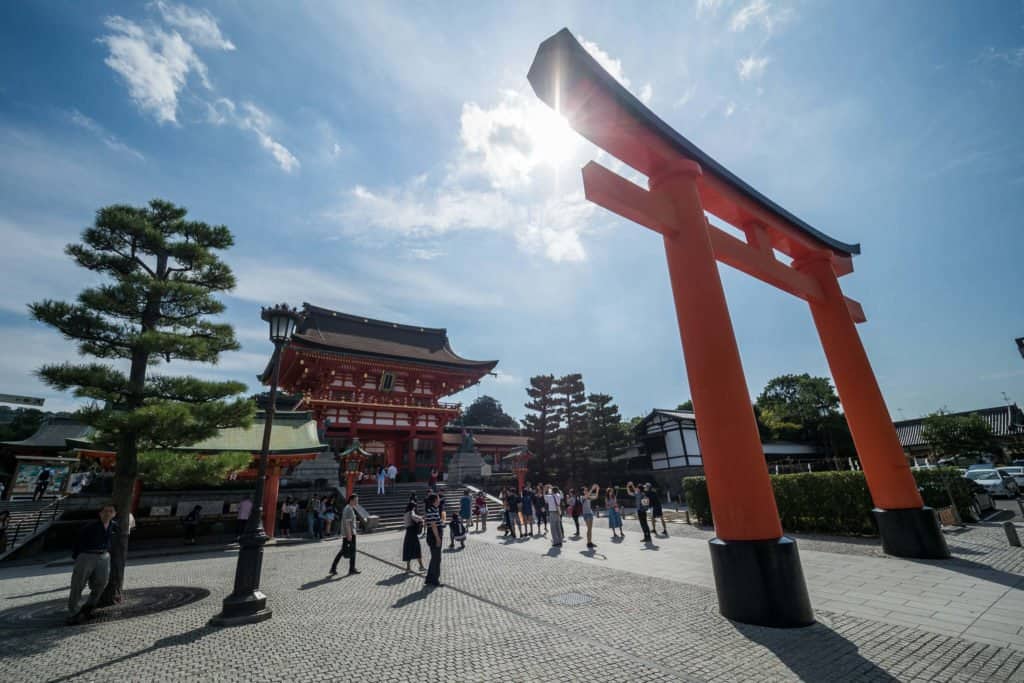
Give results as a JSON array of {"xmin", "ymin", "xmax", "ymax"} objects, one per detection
[{"xmin": 2, "ymin": 497, "xmax": 65, "ymax": 555}]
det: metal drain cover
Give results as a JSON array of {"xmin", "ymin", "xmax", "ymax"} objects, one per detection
[{"xmin": 551, "ymin": 592, "xmax": 593, "ymax": 606}]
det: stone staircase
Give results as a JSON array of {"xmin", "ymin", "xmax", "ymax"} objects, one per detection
[
  {"xmin": 351, "ymin": 482, "xmax": 502, "ymax": 533},
  {"xmin": 0, "ymin": 497, "xmax": 66, "ymax": 560}
]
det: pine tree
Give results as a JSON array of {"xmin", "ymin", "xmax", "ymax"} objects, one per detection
[
  {"xmin": 553, "ymin": 373, "xmax": 587, "ymax": 485},
  {"xmin": 586, "ymin": 393, "xmax": 628, "ymax": 480},
  {"xmin": 30, "ymin": 199, "xmax": 254, "ymax": 605},
  {"xmin": 453, "ymin": 395, "xmax": 519, "ymax": 428},
  {"xmin": 522, "ymin": 374, "xmax": 559, "ymax": 481}
]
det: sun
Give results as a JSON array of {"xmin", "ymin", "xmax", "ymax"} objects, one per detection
[{"xmin": 527, "ymin": 105, "xmax": 579, "ymax": 168}]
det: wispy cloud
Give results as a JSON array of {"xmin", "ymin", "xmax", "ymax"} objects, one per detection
[
  {"xmin": 99, "ymin": 4, "xmax": 298, "ymax": 172},
  {"xmin": 737, "ymin": 56, "xmax": 770, "ymax": 80},
  {"xmin": 155, "ymin": 1, "xmax": 235, "ymax": 51},
  {"xmin": 730, "ymin": 0, "xmax": 793, "ymax": 34},
  {"xmin": 977, "ymin": 46, "xmax": 1024, "ymax": 69},
  {"xmin": 68, "ymin": 109, "xmax": 145, "ymax": 160},
  {"xmin": 724, "ymin": 101, "xmax": 736, "ymax": 117},
  {"xmin": 696, "ymin": 0, "xmax": 726, "ymax": 17}
]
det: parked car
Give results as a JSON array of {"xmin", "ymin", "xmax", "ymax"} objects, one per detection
[
  {"xmin": 998, "ymin": 466, "xmax": 1024, "ymax": 488},
  {"xmin": 966, "ymin": 463, "xmax": 995, "ymax": 472},
  {"xmin": 965, "ymin": 469, "xmax": 1020, "ymax": 498}
]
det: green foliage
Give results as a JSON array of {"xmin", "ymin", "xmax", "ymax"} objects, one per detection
[
  {"xmin": 676, "ymin": 400, "xmax": 693, "ymax": 411},
  {"xmin": 523, "ymin": 374, "xmax": 559, "ymax": 480},
  {"xmin": 554, "ymin": 373, "xmax": 587, "ymax": 483},
  {"xmin": 138, "ymin": 450, "xmax": 253, "ymax": 489},
  {"xmin": 454, "ymin": 395, "xmax": 518, "ymax": 429},
  {"xmin": 0, "ymin": 408, "xmax": 46, "ymax": 442},
  {"xmin": 755, "ymin": 373, "xmax": 840, "ymax": 442},
  {"xmin": 682, "ymin": 467, "xmax": 976, "ymax": 534},
  {"xmin": 921, "ymin": 411, "xmax": 996, "ymax": 463},
  {"xmin": 586, "ymin": 393, "xmax": 628, "ymax": 480}
]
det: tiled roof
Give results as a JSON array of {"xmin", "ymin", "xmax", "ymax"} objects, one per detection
[
  {"xmin": 290, "ymin": 304, "xmax": 498, "ymax": 372},
  {"xmin": 175, "ymin": 411, "xmax": 327, "ymax": 454},
  {"xmin": 1, "ymin": 416, "xmax": 93, "ymax": 450},
  {"xmin": 894, "ymin": 404, "xmax": 1024, "ymax": 448}
]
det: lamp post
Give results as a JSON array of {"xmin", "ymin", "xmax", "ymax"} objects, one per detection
[{"xmin": 211, "ymin": 303, "xmax": 302, "ymax": 627}]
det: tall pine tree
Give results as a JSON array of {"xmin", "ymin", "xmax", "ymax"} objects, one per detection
[
  {"xmin": 586, "ymin": 393, "xmax": 628, "ymax": 479},
  {"xmin": 554, "ymin": 373, "xmax": 587, "ymax": 484},
  {"xmin": 523, "ymin": 374, "xmax": 559, "ymax": 481},
  {"xmin": 31, "ymin": 199, "xmax": 254, "ymax": 604}
]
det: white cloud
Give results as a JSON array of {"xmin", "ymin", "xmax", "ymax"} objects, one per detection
[
  {"xmin": 977, "ymin": 46, "xmax": 1024, "ymax": 69},
  {"xmin": 697, "ymin": 0, "xmax": 726, "ymax": 16},
  {"xmin": 674, "ymin": 84, "xmax": 698, "ymax": 109},
  {"xmin": 737, "ymin": 56, "xmax": 771, "ymax": 80},
  {"xmin": 640, "ymin": 83, "xmax": 654, "ymax": 104},
  {"xmin": 730, "ymin": 0, "xmax": 793, "ymax": 33},
  {"xmin": 68, "ymin": 109, "xmax": 145, "ymax": 160},
  {"xmin": 724, "ymin": 101, "xmax": 736, "ymax": 117},
  {"xmin": 0, "ymin": 217, "xmax": 97, "ymax": 315},
  {"xmin": 579, "ymin": 36, "xmax": 631, "ymax": 88},
  {"xmin": 343, "ymin": 184, "xmax": 513, "ymax": 237},
  {"xmin": 99, "ymin": 15, "xmax": 210, "ymax": 125},
  {"xmin": 408, "ymin": 248, "xmax": 444, "ymax": 261},
  {"xmin": 155, "ymin": 1, "xmax": 235, "ymax": 51},
  {"xmin": 238, "ymin": 102, "xmax": 300, "ymax": 173}
]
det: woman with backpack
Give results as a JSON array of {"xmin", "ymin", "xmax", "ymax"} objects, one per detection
[{"xmin": 402, "ymin": 501, "xmax": 426, "ymax": 573}]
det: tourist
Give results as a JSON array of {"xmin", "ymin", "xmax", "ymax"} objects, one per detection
[
  {"xmin": 534, "ymin": 484, "xmax": 548, "ymax": 534},
  {"xmin": 473, "ymin": 491, "xmax": 487, "ymax": 532},
  {"xmin": 280, "ymin": 497, "xmax": 297, "ymax": 537},
  {"xmin": 428, "ymin": 468, "xmax": 438, "ymax": 493},
  {"xmin": 376, "ymin": 467, "xmax": 386, "ymax": 495},
  {"xmin": 386, "ymin": 463, "xmax": 398, "ymax": 493},
  {"xmin": 581, "ymin": 483, "xmax": 600, "ymax": 548},
  {"xmin": 402, "ymin": 501, "xmax": 426, "ymax": 573},
  {"xmin": 33, "ymin": 466, "xmax": 52, "ymax": 501},
  {"xmin": 0, "ymin": 510, "xmax": 9, "ymax": 552},
  {"xmin": 567, "ymin": 489, "xmax": 582, "ymax": 537},
  {"xmin": 235, "ymin": 496, "xmax": 253, "ymax": 541},
  {"xmin": 459, "ymin": 489, "xmax": 472, "ymax": 524},
  {"xmin": 330, "ymin": 494, "xmax": 362, "ymax": 576},
  {"xmin": 545, "ymin": 486, "xmax": 563, "ymax": 547},
  {"xmin": 626, "ymin": 481, "xmax": 653, "ymax": 543},
  {"xmin": 307, "ymin": 495, "xmax": 322, "ymax": 540},
  {"xmin": 182, "ymin": 504, "xmax": 201, "ymax": 545},
  {"xmin": 647, "ymin": 483, "xmax": 668, "ymax": 536},
  {"xmin": 606, "ymin": 487, "xmax": 624, "ymax": 538},
  {"xmin": 321, "ymin": 495, "xmax": 337, "ymax": 537},
  {"xmin": 66, "ymin": 502, "xmax": 118, "ymax": 624},
  {"xmin": 449, "ymin": 512, "xmax": 467, "ymax": 550},
  {"xmin": 0, "ymin": 478, "xmax": 6, "ymax": 500},
  {"xmin": 502, "ymin": 489, "xmax": 516, "ymax": 538},
  {"xmin": 424, "ymin": 493, "xmax": 443, "ymax": 586},
  {"xmin": 521, "ymin": 483, "xmax": 535, "ymax": 536}
]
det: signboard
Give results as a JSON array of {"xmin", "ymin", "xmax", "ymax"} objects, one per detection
[
  {"xmin": 181, "ymin": 500, "xmax": 225, "ymax": 517},
  {"xmin": 0, "ymin": 393, "xmax": 45, "ymax": 407},
  {"xmin": 11, "ymin": 462, "xmax": 69, "ymax": 497},
  {"xmin": 149, "ymin": 505, "xmax": 172, "ymax": 517}
]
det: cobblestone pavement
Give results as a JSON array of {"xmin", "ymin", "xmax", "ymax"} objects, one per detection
[{"xmin": 1, "ymin": 528, "xmax": 1023, "ymax": 682}]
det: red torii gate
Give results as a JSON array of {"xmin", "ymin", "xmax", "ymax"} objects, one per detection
[{"xmin": 528, "ymin": 29, "xmax": 948, "ymax": 628}]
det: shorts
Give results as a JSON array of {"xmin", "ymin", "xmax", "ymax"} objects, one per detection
[{"xmin": 582, "ymin": 512, "xmax": 594, "ymax": 522}]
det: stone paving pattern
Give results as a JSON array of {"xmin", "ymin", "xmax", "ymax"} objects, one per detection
[{"xmin": 0, "ymin": 519, "xmax": 1022, "ymax": 682}]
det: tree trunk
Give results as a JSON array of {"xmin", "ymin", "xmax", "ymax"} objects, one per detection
[{"xmin": 98, "ymin": 435, "xmax": 138, "ymax": 606}]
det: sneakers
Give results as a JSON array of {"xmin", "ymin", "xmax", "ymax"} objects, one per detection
[
  {"xmin": 347, "ymin": 569, "xmax": 361, "ymax": 575},
  {"xmin": 329, "ymin": 569, "xmax": 337, "ymax": 575}
]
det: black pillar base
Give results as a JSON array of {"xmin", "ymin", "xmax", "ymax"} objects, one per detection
[
  {"xmin": 709, "ymin": 536, "xmax": 814, "ymax": 628},
  {"xmin": 872, "ymin": 507, "xmax": 950, "ymax": 559},
  {"xmin": 209, "ymin": 591, "xmax": 272, "ymax": 627},
  {"xmin": 210, "ymin": 528, "xmax": 273, "ymax": 627}
]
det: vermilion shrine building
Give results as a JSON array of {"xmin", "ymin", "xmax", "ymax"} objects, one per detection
[{"xmin": 270, "ymin": 304, "xmax": 500, "ymax": 481}]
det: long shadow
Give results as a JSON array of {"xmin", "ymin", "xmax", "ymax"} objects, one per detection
[
  {"xmin": 544, "ymin": 546, "xmax": 562, "ymax": 557},
  {"xmin": 392, "ymin": 586, "xmax": 434, "ymax": 608},
  {"xmin": 298, "ymin": 575, "xmax": 342, "ymax": 590},
  {"xmin": 41, "ymin": 625, "xmax": 216, "ymax": 683},
  {"xmin": 641, "ymin": 542, "xmax": 660, "ymax": 551},
  {"xmin": 906, "ymin": 556, "xmax": 1024, "ymax": 590},
  {"xmin": 579, "ymin": 549, "xmax": 607, "ymax": 561},
  {"xmin": 376, "ymin": 572, "xmax": 415, "ymax": 587},
  {"xmin": 733, "ymin": 620, "xmax": 898, "ymax": 682}
]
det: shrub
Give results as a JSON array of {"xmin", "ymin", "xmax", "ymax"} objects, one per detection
[
  {"xmin": 138, "ymin": 451, "xmax": 253, "ymax": 489},
  {"xmin": 682, "ymin": 466, "xmax": 973, "ymax": 535}
]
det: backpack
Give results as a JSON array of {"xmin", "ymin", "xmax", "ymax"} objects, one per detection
[{"xmin": 572, "ymin": 498, "xmax": 583, "ymax": 516}]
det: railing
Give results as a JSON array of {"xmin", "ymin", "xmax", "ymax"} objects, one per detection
[{"xmin": 1, "ymin": 498, "xmax": 65, "ymax": 556}]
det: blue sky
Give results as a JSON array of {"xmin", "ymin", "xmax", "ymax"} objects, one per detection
[{"xmin": 1, "ymin": 1, "xmax": 1023, "ymax": 423}]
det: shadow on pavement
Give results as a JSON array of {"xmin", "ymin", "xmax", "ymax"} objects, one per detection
[
  {"xmin": 42, "ymin": 625, "xmax": 217, "ymax": 683},
  {"xmin": 376, "ymin": 572, "xmax": 415, "ymax": 587},
  {"xmin": 579, "ymin": 549, "xmax": 607, "ymax": 561},
  {"xmin": 392, "ymin": 586, "xmax": 433, "ymax": 608},
  {"xmin": 907, "ymin": 556, "xmax": 1024, "ymax": 589},
  {"xmin": 545, "ymin": 547, "xmax": 562, "ymax": 557},
  {"xmin": 733, "ymin": 620, "xmax": 898, "ymax": 683},
  {"xmin": 4, "ymin": 587, "xmax": 66, "ymax": 600},
  {"xmin": 299, "ymin": 574, "xmax": 342, "ymax": 590}
]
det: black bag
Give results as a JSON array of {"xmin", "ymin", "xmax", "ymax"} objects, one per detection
[{"xmin": 341, "ymin": 538, "xmax": 352, "ymax": 558}]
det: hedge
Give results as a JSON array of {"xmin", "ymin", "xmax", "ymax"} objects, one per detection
[{"xmin": 682, "ymin": 467, "xmax": 976, "ymax": 536}]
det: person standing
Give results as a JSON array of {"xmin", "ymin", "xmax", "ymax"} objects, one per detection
[
  {"xmin": 627, "ymin": 481, "xmax": 652, "ymax": 543},
  {"xmin": 0, "ymin": 510, "xmax": 9, "ymax": 553},
  {"xmin": 402, "ymin": 501, "xmax": 426, "ymax": 573},
  {"xmin": 427, "ymin": 468, "xmax": 439, "ymax": 493},
  {"xmin": 307, "ymin": 495, "xmax": 323, "ymax": 540},
  {"xmin": 459, "ymin": 489, "xmax": 472, "ymax": 524},
  {"xmin": 520, "ymin": 484, "xmax": 535, "ymax": 536},
  {"xmin": 280, "ymin": 498, "xmax": 297, "ymax": 537},
  {"xmin": 534, "ymin": 485, "xmax": 548, "ymax": 535},
  {"xmin": 235, "ymin": 496, "xmax": 253, "ymax": 541},
  {"xmin": 322, "ymin": 496, "xmax": 338, "ymax": 537},
  {"xmin": 182, "ymin": 505, "xmax": 202, "ymax": 545},
  {"xmin": 376, "ymin": 467, "xmax": 386, "ymax": 495},
  {"xmin": 581, "ymin": 484, "xmax": 600, "ymax": 548},
  {"xmin": 647, "ymin": 483, "xmax": 668, "ymax": 536},
  {"xmin": 67, "ymin": 503, "xmax": 118, "ymax": 624},
  {"xmin": 449, "ymin": 513, "xmax": 467, "ymax": 550},
  {"xmin": 606, "ymin": 488, "xmax": 623, "ymax": 538},
  {"xmin": 33, "ymin": 467, "xmax": 52, "ymax": 501},
  {"xmin": 473, "ymin": 491, "xmax": 488, "ymax": 532},
  {"xmin": 386, "ymin": 463, "xmax": 398, "ymax": 494},
  {"xmin": 545, "ymin": 486, "xmax": 563, "ymax": 547},
  {"xmin": 423, "ymin": 493, "xmax": 443, "ymax": 586},
  {"xmin": 567, "ymin": 490, "xmax": 582, "ymax": 537},
  {"xmin": 330, "ymin": 494, "xmax": 362, "ymax": 576}
]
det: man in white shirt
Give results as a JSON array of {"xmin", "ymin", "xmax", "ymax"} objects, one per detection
[
  {"xmin": 544, "ymin": 486, "xmax": 564, "ymax": 547},
  {"xmin": 386, "ymin": 464, "xmax": 398, "ymax": 494},
  {"xmin": 235, "ymin": 496, "xmax": 253, "ymax": 541}
]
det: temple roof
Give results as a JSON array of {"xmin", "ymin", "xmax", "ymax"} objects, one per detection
[
  {"xmin": 894, "ymin": 404, "xmax": 1024, "ymax": 449},
  {"xmin": 174, "ymin": 411, "xmax": 327, "ymax": 455},
  {"xmin": 287, "ymin": 303, "xmax": 498, "ymax": 373},
  {"xmin": 1, "ymin": 416, "xmax": 93, "ymax": 450}
]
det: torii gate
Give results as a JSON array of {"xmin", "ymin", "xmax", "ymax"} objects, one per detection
[{"xmin": 528, "ymin": 29, "xmax": 948, "ymax": 628}]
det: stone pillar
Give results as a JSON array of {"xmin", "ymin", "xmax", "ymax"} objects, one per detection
[{"xmin": 650, "ymin": 159, "xmax": 812, "ymax": 627}]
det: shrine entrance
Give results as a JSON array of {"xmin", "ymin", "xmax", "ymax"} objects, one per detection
[{"xmin": 527, "ymin": 29, "xmax": 948, "ymax": 628}]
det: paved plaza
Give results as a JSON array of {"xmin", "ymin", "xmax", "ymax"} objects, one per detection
[{"xmin": 1, "ymin": 518, "xmax": 1022, "ymax": 682}]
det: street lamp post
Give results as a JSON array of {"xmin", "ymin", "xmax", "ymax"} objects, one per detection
[{"xmin": 211, "ymin": 303, "xmax": 302, "ymax": 627}]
